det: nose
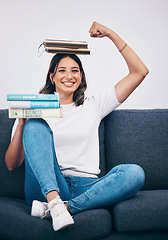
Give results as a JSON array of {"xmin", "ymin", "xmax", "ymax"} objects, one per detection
[{"xmin": 65, "ymin": 71, "xmax": 73, "ymax": 79}]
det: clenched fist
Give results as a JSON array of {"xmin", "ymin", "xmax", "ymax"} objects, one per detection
[{"xmin": 89, "ymin": 21, "xmax": 111, "ymax": 38}]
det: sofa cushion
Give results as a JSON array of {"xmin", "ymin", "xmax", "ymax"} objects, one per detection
[
  {"xmin": 104, "ymin": 109, "xmax": 168, "ymax": 190},
  {"xmin": 101, "ymin": 231, "xmax": 168, "ymax": 240},
  {"xmin": 112, "ymin": 190, "xmax": 168, "ymax": 232},
  {"xmin": 0, "ymin": 196, "xmax": 112, "ymax": 240},
  {"xmin": 0, "ymin": 109, "xmax": 25, "ymax": 199}
]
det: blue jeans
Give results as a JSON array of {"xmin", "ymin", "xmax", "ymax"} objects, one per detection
[{"xmin": 23, "ymin": 118, "xmax": 145, "ymax": 215}]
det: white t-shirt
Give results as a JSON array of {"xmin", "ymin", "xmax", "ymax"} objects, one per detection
[{"xmin": 11, "ymin": 87, "xmax": 120, "ymax": 178}]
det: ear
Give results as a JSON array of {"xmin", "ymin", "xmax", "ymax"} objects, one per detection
[
  {"xmin": 50, "ymin": 73, "xmax": 55, "ymax": 85},
  {"xmin": 49, "ymin": 73, "xmax": 54, "ymax": 82}
]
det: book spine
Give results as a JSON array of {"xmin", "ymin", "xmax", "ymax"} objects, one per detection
[
  {"xmin": 9, "ymin": 101, "xmax": 60, "ymax": 109},
  {"xmin": 9, "ymin": 108, "xmax": 62, "ymax": 118},
  {"xmin": 45, "ymin": 49, "xmax": 90, "ymax": 55},
  {"xmin": 44, "ymin": 43, "xmax": 88, "ymax": 49},
  {"xmin": 7, "ymin": 94, "xmax": 59, "ymax": 101},
  {"xmin": 44, "ymin": 39, "xmax": 88, "ymax": 46}
]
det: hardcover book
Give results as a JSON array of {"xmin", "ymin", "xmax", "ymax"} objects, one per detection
[
  {"xmin": 43, "ymin": 39, "xmax": 88, "ymax": 48},
  {"xmin": 9, "ymin": 101, "xmax": 60, "ymax": 109},
  {"xmin": 44, "ymin": 46, "xmax": 90, "ymax": 55},
  {"xmin": 9, "ymin": 108, "xmax": 62, "ymax": 118},
  {"xmin": 7, "ymin": 94, "xmax": 59, "ymax": 101}
]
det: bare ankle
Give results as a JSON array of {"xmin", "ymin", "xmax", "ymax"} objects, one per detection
[{"xmin": 46, "ymin": 190, "xmax": 59, "ymax": 203}]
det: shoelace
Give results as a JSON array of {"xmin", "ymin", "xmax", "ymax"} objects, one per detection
[
  {"xmin": 41, "ymin": 200, "xmax": 68, "ymax": 219},
  {"xmin": 41, "ymin": 209, "xmax": 50, "ymax": 219}
]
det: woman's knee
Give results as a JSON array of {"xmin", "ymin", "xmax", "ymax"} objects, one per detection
[
  {"xmin": 128, "ymin": 164, "xmax": 145, "ymax": 189},
  {"xmin": 23, "ymin": 118, "xmax": 51, "ymax": 137}
]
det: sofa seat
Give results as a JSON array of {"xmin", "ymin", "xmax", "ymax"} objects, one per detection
[
  {"xmin": 0, "ymin": 196, "xmax": 112, "ymax": 240},
  {"xmin": 112, "ymin": 190, "xmax": 168, "ymax": 232}
]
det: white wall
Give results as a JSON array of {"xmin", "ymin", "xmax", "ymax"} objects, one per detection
[{"xmin": 0, "ymin": 0, "xmax": 167, "ymax": 109}]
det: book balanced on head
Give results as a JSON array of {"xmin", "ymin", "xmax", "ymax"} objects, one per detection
[
  {"xmin": 39, "ymin": 39, "xmax": 90, "ymax": 55},
  {"xmin": 7, "ymin": 93, "xmax": 62, "ymax": 118}
]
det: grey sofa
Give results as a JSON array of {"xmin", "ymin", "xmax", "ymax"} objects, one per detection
[{"xmin": 0, "ymin": 108, "xmax": 168, "ymax": 240}]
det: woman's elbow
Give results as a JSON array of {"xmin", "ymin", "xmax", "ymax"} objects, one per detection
[
  {"xmin": 5, "ymin": 157, "xmax": 12, "ymax": 171},
  {"xmin": 136, "ymin": 67, "xmax": 149, "ymax": 84},
  {"xmin": 7, "ymin": 166, "xmax": 15, "ymax": 171},
  {"xmin": 141, "ymin": 67, "xmax": 149, "ymax": 79},
  {"xmin": 5, "ymin": 162, "xmax": 14, "ymax": 171},
  {"xmin": 143, "ymin": 67, "xmax": 149, "ymax": 77},
  {"xmin": 5, "ymin": 153, "xmax": 16, "ymax": 171}
]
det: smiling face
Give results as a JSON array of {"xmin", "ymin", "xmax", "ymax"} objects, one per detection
[{"xmin": 50, "ymin": 57, "xmax": 82, "ymax": 103}]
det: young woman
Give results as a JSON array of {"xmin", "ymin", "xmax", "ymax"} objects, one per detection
[{"xmin": 5, "ymin": 21, "xmax": 149, "ymax": 231}]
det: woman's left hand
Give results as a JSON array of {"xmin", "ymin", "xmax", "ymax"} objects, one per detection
[{"xmin": 89, "ymin": 21, "xmax": 110, "ymax": 38}]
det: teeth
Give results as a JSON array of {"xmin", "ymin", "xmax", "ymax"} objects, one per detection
[{"xmin": 63, "ymin": 82, "xmax": 74, "ymax": 85}]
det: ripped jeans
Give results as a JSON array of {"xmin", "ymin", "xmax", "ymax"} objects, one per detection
[{"xmin": 23, "ymin": 119, "xmax": 145, "ymax": 215}]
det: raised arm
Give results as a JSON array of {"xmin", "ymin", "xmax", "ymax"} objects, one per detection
[
  {"xmin": 5, "ymin": 119, "xmax": 27, "ymax": 171},
  {"xmin": 89, "ymin": 21, "xmax": 149, "ymax": 103}
]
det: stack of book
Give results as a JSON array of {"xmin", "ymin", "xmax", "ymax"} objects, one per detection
[
  {"xmin": 7, "ymin": 94, "xmax": 62, "ymax": 118},
  {"xmin": 41, "ymin": 39, "xmax": 90, "ymax": 55}
]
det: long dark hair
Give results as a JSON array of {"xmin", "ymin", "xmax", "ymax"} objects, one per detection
[{"xmin": 39, "ymin": 54, "xmax": 87, "ymax": 106}]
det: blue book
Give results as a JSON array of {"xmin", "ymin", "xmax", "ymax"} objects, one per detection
[
  {"xmin": 7, "ymin": 93, "xmax": 59, "ymax": 101},
  {"xmin": 9, "ymin": 101, "xmax": 60, "ymax": 109}
]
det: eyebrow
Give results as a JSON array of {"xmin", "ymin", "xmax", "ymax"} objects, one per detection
[{"xmin": 58, "ymin": 66, "xmax": 80, "ymax": 69}]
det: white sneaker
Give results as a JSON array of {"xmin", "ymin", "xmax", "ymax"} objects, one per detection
[
  {"xmin": 31, "ymin": 200, "xmax": 50, "ymax": 219},
  {"xmin": 48, "ymin": 196, "xmax": 74, "ymax": 231}
]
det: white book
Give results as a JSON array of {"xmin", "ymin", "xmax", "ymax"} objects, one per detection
[{"xmin": 9, "ymin": 108, "xmax": 62, "ymax": 118}]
